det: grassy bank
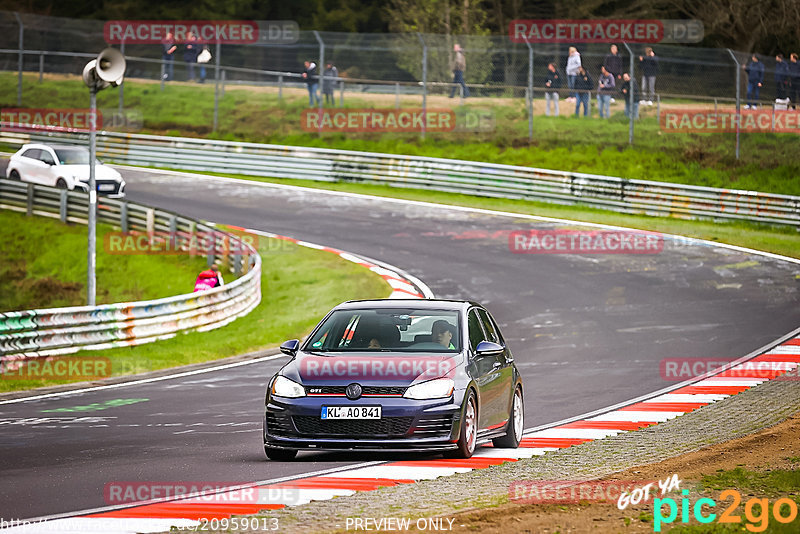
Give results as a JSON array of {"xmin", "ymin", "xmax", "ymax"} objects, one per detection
[
  {"xmin": 0, "ymin": 228, "xmax": 391, "ymax": 392},
  {"xmin": 0, "ymin": 209, "xmax": 209, "ymax": 311},
  {"xmin": 2, "ymin": 72, "xmax": 799, "ymax": 195}
]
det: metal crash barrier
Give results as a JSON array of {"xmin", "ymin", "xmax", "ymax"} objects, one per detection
[
  {"xmin": 0, "ymin": 180, "xmax": 261, "ymax": 362},
  {"xmin": 2, "ymin": 130, "xmax": 798, "ymax": 227}
]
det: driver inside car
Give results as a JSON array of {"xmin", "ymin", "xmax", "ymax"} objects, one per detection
[{"xmin": 431, "ymin": 320, "xmax": 456, "ymax": 349}]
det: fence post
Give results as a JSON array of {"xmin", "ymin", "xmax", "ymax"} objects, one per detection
[
  {"xmin": 523, "ymin": 36, "xmax": 533, "ymax": 142},
  {"xmin": 59, "ymin": 189, "xmax": 68, "ymax": 222},
  {"xmin": 278, "ymin": 74, "xmax": 283, "ymax": 100},
  {"xmin": 118, "ymin": 42, "xmax": 125, "ymax": 115},
  {"xmin": 726, "ymin": 49, "xmax": 741, "ymax": 160},
  {"xmin": 313, "ymin": 31, "xmax": 325, "ymax": 136},
  {"xmin": 14, "ymin": 12, "xmax": 23, "ymax": 106},
  {"xmin": 213, "ymin": 42, "xmax": 221, "ymax": 132},
  {"xmin": 623, "ymin": 42, "xmax": 635, "ymax": 145},
  {"xmin": 395, "ymin": 82, "xmax": 400, "ymax": 109},
  {"xmin": 160, "ymin": 59, "xmax": 165, "ymax": 91},
  {"xmin": 221, "ymin": 69, "xmax": 226, "ymax": 97},
  {"xmin": 38, "ymin": 52, "xmax": 43, "ymax": 83},
  {"xmin": 26, "ymin": 183, "xmax": 33, "ymax": 216},
  {"xmin": 417, "ymin": 33, "xmax": 427, "ymax": 140},
  {"xmin": 120, "ymin": 201, "xmax": 128, "ymax": 232},
  {"xmin": 339, "ymin": 77, "xmax": 344, "ymax": 106}
]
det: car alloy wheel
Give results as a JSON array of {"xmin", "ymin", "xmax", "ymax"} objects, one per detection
[
  {"xmin": 492, "ymin": 387, "xmax": 523, "ymax": 448},
  {"xmin": 446, "ymin": 390, "xmax": 477, "ymax": 458}
]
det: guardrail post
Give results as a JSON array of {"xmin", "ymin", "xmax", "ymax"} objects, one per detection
[
  {"xmin": 38, "ymin": 52, "xmax": 43, "ymax": 83},
  {"xmin": 207, "ymin": 232, "xmax": 216, "ymax": 267},
  {"xmin": 213, "ymin": 42, "xmax": 221, "ymax": 132},
  {"xmin": 145, "ymin": 208, "xmax": 154, "ymax": 235},
  {"xmin": 120, "ymin": 201, "xmax": 128, "ymax": 232},
  {"xmin": 416, "ymin": 33, "xmax": 427, "ymax": 140},
  {"xmin": 26, "ymin": 183, "xmax": 33, "ymax": 216},
  {"xmin": 169, "ymin": 215, "xmax": 177, "ymax": 250},
  {"xmin": 233, "ymin": 252, "xmax": 242, "ymax": 276},
  {"xmin": 59, "ymin": 189, "xmax": 68, "ymax": 222},
  {"xmin": 14, "ymin": 12, "xmax": 23, "ymax": 106}
]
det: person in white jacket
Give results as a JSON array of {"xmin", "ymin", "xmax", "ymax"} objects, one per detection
[{"xmin": 566, "ymin": 47, "xmax": 582, "ymax": 103}]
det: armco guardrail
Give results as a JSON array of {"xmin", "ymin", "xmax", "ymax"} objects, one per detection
[
  {"xmin": 0, "ymin": 179, "xmax": 261, "ymax": 363},
  {"xmin": 2, "ymin": 130, "xmax": 799, "ymax": 227}
]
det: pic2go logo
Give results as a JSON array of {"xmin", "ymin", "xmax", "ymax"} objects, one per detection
[{"xmin": 653, "ymin": 489, "xmax": 798, "ymax": 532}]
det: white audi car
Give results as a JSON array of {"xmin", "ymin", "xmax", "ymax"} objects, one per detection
[{"xmin": 6, "ymin": 143, "xmax": 125, "ymax": 198}]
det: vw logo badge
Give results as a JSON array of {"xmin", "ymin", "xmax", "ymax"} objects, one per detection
[{"xmin": 345, "ymin": 383, "xmax": 362, "ymax": 400}]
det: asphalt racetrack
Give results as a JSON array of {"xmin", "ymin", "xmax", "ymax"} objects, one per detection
[{"xmin": 1, "ymin": 166, "xmax": 799, "ymax": 520}]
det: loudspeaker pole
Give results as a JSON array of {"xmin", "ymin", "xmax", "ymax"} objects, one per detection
[{"xmin": 88, "ymin": 85, "xmax": 97, "ymax": 306}]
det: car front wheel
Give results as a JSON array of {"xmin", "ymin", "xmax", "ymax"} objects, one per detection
[
  {"xmin": 446, "ymin": 390, "xmax": 477, "ymax": 459},
  {"xmin": 493, "ymin": 386, "xmax": 523, "ymax": 448},
  {"xmin": 9, "ymin": 170, "xmax": 20, "ymax": 180}
]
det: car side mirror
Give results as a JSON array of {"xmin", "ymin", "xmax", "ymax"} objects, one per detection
[
  {"xmin": 475, "ymin": 341, "xmax": 504, "ymax": 356},
  {"xmin": 280, "ymin": 339, "xmax": 300, "ymax": 356}
]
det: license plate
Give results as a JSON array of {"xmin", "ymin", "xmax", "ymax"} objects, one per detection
[
  {"xmin": 321, "ymin": 406, "xmax": 381, "ymax": 420},
  {"xmin": 98, "ymin": 184, "xmax": 115, "ymax": 191}
]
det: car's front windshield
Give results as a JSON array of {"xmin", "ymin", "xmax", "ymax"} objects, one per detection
[
  {"xmin": 306, "ymin": 308, "xmax": 461, "ymax": 352},
  {"xmin": 54, "ymin": 148, "xmax": 97, "ymax": 165}
]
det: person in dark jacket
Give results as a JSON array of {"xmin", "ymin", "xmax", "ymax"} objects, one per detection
[
  {"xmin": 638, "ymin": 47, "xmax": 658, "ymax": 104},
  {"xmin": 620, "ymin": 72, "xmax": 638, "ymax": 119},
  {"xmin": 775, "ymin": 54, "xmax": 790, "ymax": 100},
  {"xmin": 183, "ymin": 31, "xmax": 200, "ymax": 82},
  {"xmin": 789, "ymin": 53, "xmax": 800, "ymax": 109},
  {"xmin": 161, "ymin": 31, "xmax": 176, "ymax": 81},
  {"xmin": 544, "ymin": 62, "xmax": 561, "ymax": 116},
  {"xmin": 574, "ymin": 66, "xmax": 593, "ymax": 117},
  {"xmin": 597, "ymin": 66, "xmax": 616, "ymax": 118},
  {"xmin": 302, "ymin": 61, "xmax": 320, "ymax": 106},
  {"xmin": 744, "ymin": 54, "xmax": 764, "ymax": 109},
  {"xmin": 322, "ymin": 62, "xmax": 339, "ymax": 105},
  {"xmin": 604, "ymin": 44, "xmax": 623, "ymax": 83}
]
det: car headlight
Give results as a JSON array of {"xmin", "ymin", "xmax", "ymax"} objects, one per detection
[
  {"xmin": 271, "ymin": 375, "xmax": 305, "ymax": 398},
  {"xmin": 403, "ymin": 378, "xmax": 454, "ymax": 400}
]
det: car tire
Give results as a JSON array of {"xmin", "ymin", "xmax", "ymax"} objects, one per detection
[
  {"xmin": 264, "ymin": 445, "xmax": 297, "ymax": 461},
  {"xmin": 492, "ymin": 386, "xmax": 523, "ymax": 448},
  {"xmin": 445, "ymin": 390, "xmax": 477, "ymax": 459},
  {"xmin": 9, "ymin": 170, "xmax": 21, "ymax": 181},
  {"xmin": 55, "ymin": 178, "xmax": 67, "ymax": 189}
]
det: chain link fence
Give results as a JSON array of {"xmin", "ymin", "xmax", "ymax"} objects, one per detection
[{"xmin": 1, "ymin": 10, "xmax": 798, "ymax": 158}]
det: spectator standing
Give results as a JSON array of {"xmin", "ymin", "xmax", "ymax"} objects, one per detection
[
  {"xmin": 161, "ymin": 31, "xmax": 176, "ymax": 81},
  {"xmin": 604, "ymin": 44, "xmax": 623, "ymax": 102},
  {"xmin": 620, "ymin": 72, "xmax": 639, "ymax": 119},
  {"xmin": 744, "ymin": 54, "xmax": 764, "ymax": 109},
  {"xmin": 322, "ymin": 62, "xmax": 338, "ymax": 105},
  {"xmin": 302, "ymin": 61, "xmax": 320, "ymax": 106},
  {"xmin": 195, "ymin": 40, "xmax": 210, "ymax": 84},
  {"xmin": 574, "ymin": 66, "xmax": 593, "ymax": 117},
  {"xmin": 566, "ymin": 46, "xmax": 581, "ymax": 103},
  {"xmin": 597, "ymin": 66, "xmax": 615, "ymax": 119},
  {"xmin": 639, "ymin": 47, "xmax": 658, "ymax": 104},
  {"xmin": 775, "ymin": 54, "xmax": 789, "ymax": 100},
  {"xmin": 449, "ymin": 44, "xmax": 469, "ymax": 98},
  {"xmin": 788, "ymin": 53, "xmax": 800, "ymax": 109},
  {"xmin": 183, "ymin": 31, "xmax": 199, "ymax": 82},
  {"xmin": 544, "ymin": 62, "xmax": 561, "ymax": 116}
]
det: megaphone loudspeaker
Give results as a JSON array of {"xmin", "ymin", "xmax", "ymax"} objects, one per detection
[{"xmin": 82, "ymin": 48, "xmax": 126, "ymax": 90}]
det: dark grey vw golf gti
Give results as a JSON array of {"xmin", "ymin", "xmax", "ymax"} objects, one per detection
[{"xmin": 263, "ymin": 299, "xmax": 524, "ymax": 460}]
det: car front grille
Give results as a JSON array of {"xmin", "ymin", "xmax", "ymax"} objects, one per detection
[
  {"xmin": 305, "ymin": 385, "xmax": 406, "ymax": 396},
  {"xmin": 265, "ymin": 412, "xmax": 294, "ymax": 437},
  {"xmin": 292, "ymin": 416, "xmax": 414, "ymax": 437},
  {"xmin": 411, "ymin": 414, "xmax": 454, "ymax": 437}
]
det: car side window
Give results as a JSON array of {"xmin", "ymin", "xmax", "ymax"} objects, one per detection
[
  {"xmin": 477, "ymin": 309, "xmax": 499, "ymax": 344},
  {"xmin": 39, "ymin": 150, "xmax": 55, "ymax": 165},
  {"xmin": 21, "ymin": 149, "xmax": 40, "ymax": 160},
  {"xmin": 467, "ymin": 309, "xmax": 485, "ymax": 352}
]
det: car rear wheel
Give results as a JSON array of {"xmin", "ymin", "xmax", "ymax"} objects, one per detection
[
  {"xmin": 55, "ymin": 178, "xmax": 67, "ymax": 189},
  {"xmin": 264, "ymin": 445, "xmax": 297, "ymax": 461},
  {"xmin": 445, "ymin": 390, "xmax": 477, "ymax": 459},
  {"xmin": 9, "ymin": 170, "xmax": 21, "ymax": 181},
  {"xmin": 493, "ymin": 386, "xmax": 523, "ymax": 448}
]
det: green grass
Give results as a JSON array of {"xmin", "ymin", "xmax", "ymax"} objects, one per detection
[
  {"xmin": 201, "ymin": 171, "xmax": 800, "ymax": 261},
  {"xmin": 2, "ymin": 72, "xmax": 800, "ymax": 196},
  {"xmin": 0, "ymin": 230, "xmax": 391, "ymax": 392},
  {"xmin": 0, "ymin": 209, "xmax": 208, "ymax": 311}
]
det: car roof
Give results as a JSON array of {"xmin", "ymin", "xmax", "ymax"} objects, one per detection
[
  {"xmin": 334, "ymin": 299, "xmax": 479, "ymax": 312},
  {"xmin": 20, "ymin": 143, "xmax": 85, "ymax": 150}
]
